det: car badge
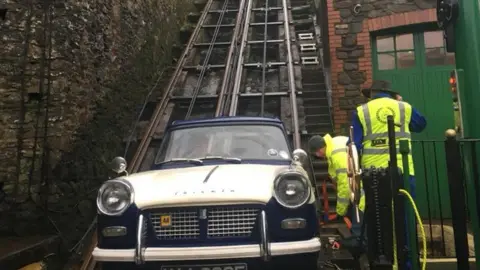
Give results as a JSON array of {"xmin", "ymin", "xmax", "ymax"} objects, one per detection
[{"xmin": 199, "ymin": 209, "xmax": 207, "ymax": 220}]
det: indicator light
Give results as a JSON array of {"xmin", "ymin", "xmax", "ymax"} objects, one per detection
[{"xmin": 449, "ymin": 70, "xmax": 457, "ymax": 93}]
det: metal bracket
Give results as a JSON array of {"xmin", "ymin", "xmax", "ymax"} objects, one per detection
[
  {"xmin": 300, "ymin": 43, "xmax": 317, "ymax": 52},
  {"xmin": 301, "ymin": 56, "xmax": 319, "ymax": 65},
  {"xmin": 298, "ymin": 33, "xmax": 314, "ymax": 40}
]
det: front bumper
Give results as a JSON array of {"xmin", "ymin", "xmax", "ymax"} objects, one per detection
[
  {"xmin": 93, "ymin": 237, "xmax": 321, "ymax": 262},
  {"xmin": 95, "ymin": 211, "xmax": 320, "ymax": 264}
]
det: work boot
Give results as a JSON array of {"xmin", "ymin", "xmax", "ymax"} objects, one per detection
[{"xmin": 339, "ymin": 235, "xmax": 367, "ymax": 258}]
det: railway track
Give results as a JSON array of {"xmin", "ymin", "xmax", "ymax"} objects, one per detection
[{"xmin": 78, "ymin": 0, "xmax": 336, "ymax": 269}]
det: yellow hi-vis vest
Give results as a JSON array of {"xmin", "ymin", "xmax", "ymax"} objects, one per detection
[
  {"xmin": 356, "ymin": 97, "xmax": 415, "ymax": 175},
  {"xmin": 324, "ymin": 134, "xmax": 365, "ymax": 216}
]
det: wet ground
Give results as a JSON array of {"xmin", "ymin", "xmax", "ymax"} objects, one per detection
[{"xmin": 0, "ymin": 235, "xmax": 61, "ymax": 270}]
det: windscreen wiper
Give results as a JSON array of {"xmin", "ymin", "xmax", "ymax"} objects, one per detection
[
  {"xmin": 157, "ymin": 158, "xmax": 204, "ymax": 165},
  {"xmin": 200, "ymin": 156, "xmax": 242, "ymax": 163}
]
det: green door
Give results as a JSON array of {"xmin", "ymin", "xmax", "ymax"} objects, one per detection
[{"xmin": 372, "ymin": 29, "xmax": 456, "ymax": 218}]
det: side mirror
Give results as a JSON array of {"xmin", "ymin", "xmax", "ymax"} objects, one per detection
[
  {"xmin": 292, "ymin": 149, "xmax": 308, "ymax": 165},
  {"xmin": 110, "ymin": 157, "xmax": 128, "ymax": 174}
]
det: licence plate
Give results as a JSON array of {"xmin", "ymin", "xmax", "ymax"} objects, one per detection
[{"xmin": 161, "ymin": 263, "xmax": 247, "ymax": 270}]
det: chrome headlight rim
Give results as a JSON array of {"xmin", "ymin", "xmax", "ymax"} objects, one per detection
[
  {"xmin": 97, "ymin": 178, "xmax": 134, "ymax": 216},
  {"xmin": 273, "ymin": 170, "xmax": 311, "ymax": 209}
]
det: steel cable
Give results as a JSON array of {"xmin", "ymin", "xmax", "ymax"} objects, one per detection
[
  {"xmin": 123, "ymin": 69, "xmax": 167, "ymax": 158},
  {"xmin": 26, "ymin": 0, "xmax": 49, "ymax": 203}
]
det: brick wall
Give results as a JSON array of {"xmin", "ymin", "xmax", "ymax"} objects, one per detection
[{"xmin": 325, "ymin": 0, "xmax": 437, "ymax": 134}]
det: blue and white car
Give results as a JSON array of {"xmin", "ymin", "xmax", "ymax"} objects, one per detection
[{"xmin": 93, "ymin": 117, "xmax": 321, "ymax": 270}]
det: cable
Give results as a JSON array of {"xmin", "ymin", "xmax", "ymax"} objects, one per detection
[
  {"xmin": 123, "ymin": 69, "xmax": 166, "ymax": 158},
  {"xmin": 392, "ymin": 199, "xmax": 398, "ymax": 270},
  {"xmin": 391, "ymin": 189, "xmax": 427, "ymax": 270},
  {"xmin": 399, "ymin": 189, "xmax": 427, "ymax": 270}
]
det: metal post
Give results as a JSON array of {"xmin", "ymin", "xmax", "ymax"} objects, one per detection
[
  {"xmin": 453, "ymin": 1, "xmax": 480, "ymax": 265},
  {"xmin": 453, "ymin": 0, "xmax": 480, "ymax": 139},
  {"xmin": 387, "ymin": 115, "xmax": 407, "ymax": 269},
  {"xmin": 399, "ymin": 140, "xmax": 419, "ymax": 270},
  {"xmin": 444, "ymin": 129, "xmax": 470, "ymax": 269},
  {"xmin": 387, "ymin": 116, "xmax": 397, "ymax": 171}
]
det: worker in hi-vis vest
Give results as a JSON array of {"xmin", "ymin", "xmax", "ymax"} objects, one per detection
[
  {"xmin": 308, "ymin": 134, "xmax": 365, "ymax": 235},
  {"xmin": 349, "ymin": 80, "xmax": 427, "ymax": 262},
  {"xmin": 349, "ymin": 80, "xmax": 427, "ymax": 197}
]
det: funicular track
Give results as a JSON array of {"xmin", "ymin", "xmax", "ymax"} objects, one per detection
[{"xmin": 78, "ymin": 0, "xmax": 335, "ymax": 269}]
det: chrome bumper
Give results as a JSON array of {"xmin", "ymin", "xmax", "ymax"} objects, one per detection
[{"xmin": 94, "ymin": 211, "xmax": 321, "ymax": 264}]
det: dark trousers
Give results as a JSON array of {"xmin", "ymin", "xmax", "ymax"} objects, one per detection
[
  {"xmin": 347, "ymin": 204, "xmax": 364, "ymax": 237},
  {"xmin": 340, "ymin": 204, "xmax": 366, "ymax": 256},
  {"xmin": 403, "ymin": 176, "xmax": 416, "ymax": 270}
]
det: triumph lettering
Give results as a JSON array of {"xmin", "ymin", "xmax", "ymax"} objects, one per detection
[{"xmin": 175, "ymin": 189, "xmax": 235, "ymax": 196}]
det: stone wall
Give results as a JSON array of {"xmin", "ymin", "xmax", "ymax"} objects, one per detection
[
  {"xmin": 325, "ymin": 0, "xmax": 437, "ymax": 133},
  {"xmin": 0, "ymin": 0, "xmax": 194, "ymax": 240}
]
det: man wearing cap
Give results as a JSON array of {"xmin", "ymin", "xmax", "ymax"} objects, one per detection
[
  {"xmin": 349, "ymin": 80, "xmax": 427, "ymax": 197},
  {"xmin": 349, "ymin": 80, "xmax": 426, "ymax": 267},
  {"xmin": 308, "ymin": 134, "xmax": 365, "ymax": 235}
]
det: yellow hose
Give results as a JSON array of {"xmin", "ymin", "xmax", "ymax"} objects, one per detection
[{"xmin": 392, "ymin": 189, "xmax": 427, "ymax": 270}]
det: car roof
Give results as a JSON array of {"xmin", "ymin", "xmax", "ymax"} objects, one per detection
[{"xmin": 169, "ymin": 116, "xmax": 284, "ymax": 128}]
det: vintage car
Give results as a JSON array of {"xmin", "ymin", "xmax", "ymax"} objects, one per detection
[{"xmin": 92, "ymin": 116, "xmax": 321, "ymax": 270}]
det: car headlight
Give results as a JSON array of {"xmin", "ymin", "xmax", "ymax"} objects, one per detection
[
  {"xmin": 273, "ymin": 171, "xmax": 311, "ymax": 209},
  {"xmin": 97, "ymin": 179, "xmax": 134, "ymax": 216}
]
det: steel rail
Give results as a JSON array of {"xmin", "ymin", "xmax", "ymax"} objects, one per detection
[
  {"xmin": 282, "ymin": 0, "xmax": 301, "ymax": 148},
  {"xmin": 260, "ymin": 1, "xmax": 270, "ymax": 117},
  {"xmin": 78, "ymin": 2, "xmax": 218, "ymax": 269},
  {"xmin": 220, "ymin": 21, "xmax": 246, "ymax": 116},
  {"xmin": 228, "ymin": 0, "xmax": 254, "ymax": 116},
  {"xmin": 221, "ymin": 0, "xmax": 255, "ymax": 116},
  {"xmin": 215, "ymin": 0, "xmax": 248, "ymax": 117},
  {"xmin": 185, "ymin": 0, "xmax": 230, "ymax": 120},
  {"xmin": 129, "ymin": 0, "xmax": 215, "ymax": 172}
]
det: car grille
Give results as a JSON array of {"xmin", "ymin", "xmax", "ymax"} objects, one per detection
[
  {"xmin": 208, "ymin": 207, "xmax": 258, "ymax": 238},
  {"xmin": 151, "ymin": 210, "xmax": 200, "ymax": 240},
  {"xmin": 150, "ymin": 207, "xmax": 259, "ymax": 240}
]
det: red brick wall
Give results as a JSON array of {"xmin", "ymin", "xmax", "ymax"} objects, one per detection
[
  {"xmin": 326, "ymin": 5, "xmax": 437, "ymax": 132},
  {"xmin": 326, "ymin": 1, "xmax": 345, "ymax": 131}
]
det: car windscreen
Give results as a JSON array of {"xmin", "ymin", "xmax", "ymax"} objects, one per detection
[{"xmin": 154, "ymin": 125, "xmax": 291, "ymax": 163}]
